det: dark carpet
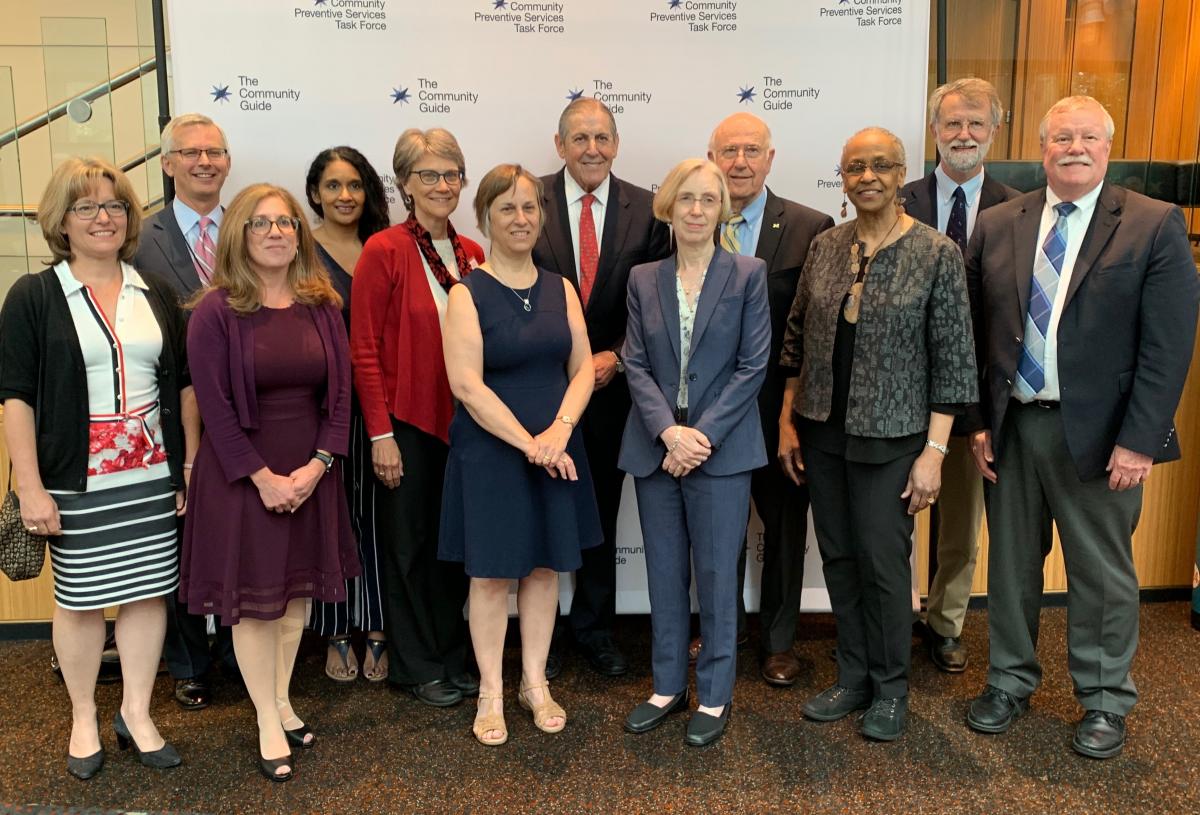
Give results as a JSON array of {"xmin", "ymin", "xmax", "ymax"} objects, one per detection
[{"xmin": 1, "ymin": 603, "xmax": 1198, "ymax": 815}]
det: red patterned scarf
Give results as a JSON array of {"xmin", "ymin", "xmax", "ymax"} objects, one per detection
[{"xmin": 402, "ymin": 212, "xmax": 474, "ymax": 292}]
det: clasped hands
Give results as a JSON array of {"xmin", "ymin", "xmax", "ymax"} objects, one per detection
[
  {"xmin": 527, "ymin": 422, "xmax": 578, "ymax": 480},
  {"xmin": 660, "ymin": 425, "xmax": 711, "ymax": 478},
  {"xmin": 254, "ymin": 459, "xmax": 327, "ymax": 513}
]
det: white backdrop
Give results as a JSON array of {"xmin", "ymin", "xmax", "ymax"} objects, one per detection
[{"xmin": 168, "ymin": 0, "xmax": 931, "ymax": 613}]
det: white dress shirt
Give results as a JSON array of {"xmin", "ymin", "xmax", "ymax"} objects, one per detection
[{"xmin": 934, "ymin": 164, "xmax": 985, "ymax": 240}]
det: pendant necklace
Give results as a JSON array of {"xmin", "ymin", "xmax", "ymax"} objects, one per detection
[
  {"xmin": 494, "ymin": 265, "xmax": 535, "ymax": 311},
  {"xmin": 844, "ymin": 213, "xmax": 901, "ymax": 325}
]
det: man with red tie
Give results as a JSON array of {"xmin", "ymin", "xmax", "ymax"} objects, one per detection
[{"xmin": 533, "ymin": 98, "xmax": 671, "ymax": 678}]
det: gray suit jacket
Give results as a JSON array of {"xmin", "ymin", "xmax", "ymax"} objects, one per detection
[
  {"xmin": 134, "ymin": 204, "xmax": 205, "ymax": 299},
  {"xmin": 619, "ymin": 248, "xmax": 770, "ymax": 478},
  {"xmin": 965, "ymin": 182, "xmax": 1199, "ymax": 480}
]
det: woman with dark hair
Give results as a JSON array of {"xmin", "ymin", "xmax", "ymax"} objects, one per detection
[
  {"xmin": 303, "ymin": 146, "xmax": 391, "ymax": 683},
  {"xmin": 180, "ymin": 183, "xmax": 358, "ymax": 781}
]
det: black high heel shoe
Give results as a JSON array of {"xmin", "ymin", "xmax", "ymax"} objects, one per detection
[
  {"xmin": 284, "ymin": 723, "xmax": 314, "ymax": 749},
  {"xmin": 113, "ymin": 711, "xmax": 182, "ymax": 769},
  {"xmin": 259, "ymin": 751, "xmax": 294, "ymax": 782},
  {"xmin": 67, "ymin": 747, "xmax": 105, "ymax": 780}
]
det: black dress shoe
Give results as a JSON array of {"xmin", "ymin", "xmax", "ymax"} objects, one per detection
[
  {"xmin": 173, "ymin": 677, "xmax": 211, "ymax": 710},
  {"xmin": 258, "ymin": 751, "xmax": 293, "ymax": 782},
  {"xmin": 859, "ymin": 696, "xmax": 908, "ymax": 741},
  {"xmin": 802, "ymin": 684, "xmax": 871, "ymax": 722},
  {"xmin": 67, "ymin": 748, "xmax": 105, "ymax": 780},
  {"xmin": 284, "ymin": 723, "xmax": 314, "ymax": 749},
  {"xmin": 545, "ymin": 649, "xmax": 563, "ymax": 681},
  {"xmin": 929, "ymin": 635, "xmax": 968, "ymax": 673},
  {"xmin": 1072, "ymin": 710, "xmax": 1126, "ymax": 759},
  {"xmin": 113, "ymin": 712, "xmax": 182, "ymax": 768},
  {"xmin": 685, "ymin": 703, "xmax": 730, "ymax": 747},
  {"xmin": 966, "ymin": 685, "xmax": 1029, "ymax": 734},
  {"xmin": 396, "ymin": 678, "xmax": 463, "ymax": 707},
  {"xmin": 577, "ymin": 635, "xmax": 628, "ymax": 677},
  {"xmin": 448, "ymin": 671, "xmax": 480, "ymax": 697},
  {"xmin": 624, "ymin": 689, "xmax": 689, "ymax": 734}
]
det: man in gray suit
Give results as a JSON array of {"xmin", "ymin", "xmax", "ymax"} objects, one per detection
[
  {"xmin": 133, "ymin": 113, "xmax": 236, "ymax": 710},
  {"xmin": 900, "ymin": 78, "xmax": 1018, "ymax": 673},
  {"xmin": 964, "ymin": 95, "xmax": 1198, "ymax": 758},
  {"xmin": 703, "ymin": 112, "xmax": 833, "ymax": 686}
]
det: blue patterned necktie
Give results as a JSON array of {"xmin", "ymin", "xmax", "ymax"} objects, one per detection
[
  {"xmin": 1015, "ymin": 201, "xmax": 1077, "ymax": 398},
  {"xmin": 946, "ymin": 186, "xmax": 967, "ymax": 254}
]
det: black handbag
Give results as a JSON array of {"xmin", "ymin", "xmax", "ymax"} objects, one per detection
[{"xmin": 0, "ymin": 485, "xmax": 46, "ymax": 582}]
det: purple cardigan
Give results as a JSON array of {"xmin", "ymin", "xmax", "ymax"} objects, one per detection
[{"xmin": 188, "ymin": 289, "xmax": 351, "ymax": 484}]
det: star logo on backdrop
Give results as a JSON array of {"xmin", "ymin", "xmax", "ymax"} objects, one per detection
[
  {"xmin": 493, "ymin": 0, "xmax": 508, "ymax": 8},
  {"xmin": 391, "ymin": 86, "xmax": 410, "ymax": 104},
  {"xmin": 668, "ymin": 0, "xmax": 683, "ymax": 8},
  {"xmin": 210, "ymin": 84, "xmax": 231, "ymax": 103},
  {"xmin": 736, "ymin": 85, "xmax": 756, "ymax": 104},
  {"xmin": 834, "ymin": 164, "xmax": 842, "ymax": 177},
  {"xmin": 566, "ymin": 88, "xmax": 584, "ymax": 101},
  {"xmin": 314, "ymin": 0, "xmax": 327, "ymax": 5}
]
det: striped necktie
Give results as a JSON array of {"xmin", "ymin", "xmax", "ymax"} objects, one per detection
[
  {"xmin": 193, "ymin": 216, "xmax": 216, "ymax": 285},
  {"xmin": 720, "ymin": 214, "xmax": 745, "ymax": 254},
  {"xmin": 1015, "ymin": 201, "xmax": 1076, "ymax": 398}
]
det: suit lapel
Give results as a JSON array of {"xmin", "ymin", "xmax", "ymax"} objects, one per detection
[
  {"xmin": 656, "ymin": 254, "xmax": 682, "ymax": 364},
  {"xmin": 1063, "ymin": 183, "xmax": 1122, "ymax": 309},
  {"xmin": 689, "ymin": 248, "xmax": 734, "ymax": 355},
  {"xmin": 587, "ymin": 175, "xmax": 631, "ymax": 307},
  {"xmin": 979, "ymin": 173, "xmax": 1008, "ymax": 209},
  {"xmin": 1012, "ymin": 189, "xmax": 1046, "ymax": 321},
  {"xmin": 543, "ymin": 170, "xmax": 578, "ymax": 287},
  {"xmin": 157, "ymin": 204, "xmax": 202, "ymax": 293},
  {"xmin": 753, "ymin": 189, "xmax": 785, "ymax": 272}
]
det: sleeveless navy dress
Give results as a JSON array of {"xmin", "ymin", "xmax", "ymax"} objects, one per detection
[{"xmin": 439, "ymin": 269, "xmax": 602, "ymax": 578}]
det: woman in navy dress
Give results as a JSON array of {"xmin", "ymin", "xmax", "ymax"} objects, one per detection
[
  {"xmin": 440, "ymin": 164, "xmax": 601, "ymax": 745},
  {"xmin": 304, "ymin": 146, "xmax": 391, "ymax": 683}
]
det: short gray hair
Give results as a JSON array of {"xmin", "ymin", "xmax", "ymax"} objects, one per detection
[
  {"xmin": 928, "ymin": 78, "xmax": 1003, "ymax": 128},
  {"xmin": 161, "ymin": 113, "xmax": 228, "ymax": 154},
  {"xmin": 1038, "ymin": 95, "xmax": 1115, "ymax": 142},
  {"xmin": 392, "ymin": 128, "xmax": 467, "ymax": 210},
  {"xmin": 556, "ymin": 98, "xmax": 618, "ymax": 143},
  {"xmin": 842, "ymin": 127, "xmax": 907, "ymax": 167}
]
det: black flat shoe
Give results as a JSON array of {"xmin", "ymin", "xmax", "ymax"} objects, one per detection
[
  {"xmin": 113, "ymin": 711, "xmax": 182, "ymax": 769},
  {"xmin": 173, "ymin": 677, "xmax": 211, "ymax": 710},
  {"xmin": 685, "ymin": 704, "xmax": 730, "ymax": 747},
  {"xmin": 284, "ymin": 723, "xmax": 314, "ymax": 749},
  {"xmin": 67, "ymin": 748, "xmax": 104, "ymax": 780},
  {"xmin": 624, "ymin": 689, "xmax": 689, "ymax": 734},
  {"xmin": 448, "ymin": 671, "xmax": 481, "ymax": 697},
  {"xmin": 576, "ymin": 635, "xmax": 629, "ymax": 677},
  {"xmin": 966, "ymin": 685, "xmax": 1029, "ymax": 734},
  {"xmin": 1072, "ymin": 710, "xmax": 1126, "ymax": 759},
  {"xmin": 859, "ymin": 696, "xmax": 908, "ymax": 741},
  {"xmin": 395, "ymin": 678, "xmax": 463, "ymax": 707},
  {"xmin": 258, "ymin": 751, "xmax": 294, "ymax": 782}
]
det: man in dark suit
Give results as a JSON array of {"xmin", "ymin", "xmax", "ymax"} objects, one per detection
[
  {"xmin": 533, "ymin": 98, "xmax": 671, "ymax": 677},
  {"xmin": 964, "ymin": 95, "xmax": 1198, "ymax": 758},
  {"xmin": 702, "ymin": 112, "xmax": 832, "ymax": 686},
  {"xmin": 133, "ymin": 112, "xmax": 238, "ymax": 710},
  {"xmin": 900, "ymin": 78, "xmax": 1019, "ymax": 674}
]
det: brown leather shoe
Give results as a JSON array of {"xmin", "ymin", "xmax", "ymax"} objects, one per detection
[
  {"xmin": 688, "ymin": 632, "xmax": 749, "ymax": 664},
  {"xmin": 761, "ymin": 651, "xmax": 801, "ymax": 686}
]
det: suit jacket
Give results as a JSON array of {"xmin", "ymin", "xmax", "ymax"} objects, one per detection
[
  {"xmin": 134, "ymin": 204, "xmax": 209, "ymax": 298},
  {"xmin": 965, "ymin": 182, "xmax": 1199, "ymax": 481},
  {"xmin": 753, "ymin": 189, "xmax": 833, "ymax": 448},
  {"xmin": 619, "ymin": 248, "xmax": 771, "ymax": 478}
]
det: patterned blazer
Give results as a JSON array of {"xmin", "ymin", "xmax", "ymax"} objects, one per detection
[{"xmin": 779, "ymin": 220, "xmax": 978, "ymax": 438}]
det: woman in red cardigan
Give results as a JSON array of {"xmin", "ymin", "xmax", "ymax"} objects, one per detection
[{"xmin": 350, "ymin": 128, "xmax": 483, "ymax": 707}]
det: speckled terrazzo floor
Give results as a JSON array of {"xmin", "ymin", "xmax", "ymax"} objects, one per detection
[{"xmin": 1, "ymin": 603, "xmax": 1198, "ymax": 815}]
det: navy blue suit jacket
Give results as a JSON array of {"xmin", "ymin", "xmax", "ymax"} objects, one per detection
[{"xmin": 619, "ymin": 247, "xmax": 770, "ymax": 478}]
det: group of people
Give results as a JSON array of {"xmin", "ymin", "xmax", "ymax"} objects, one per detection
[{"xmin": 1, "ymin": 77, "xmax": 1196, "ymax": 782}]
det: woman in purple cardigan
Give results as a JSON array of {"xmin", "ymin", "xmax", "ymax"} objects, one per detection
[{"xmin": 180, "ymin": 183, "xmax": 358, "ymax": 782}]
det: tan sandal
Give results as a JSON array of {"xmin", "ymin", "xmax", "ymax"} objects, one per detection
[
  {"xmin": 518, "ymin": 681, "xmax": 566, "ymax": 733},
  {"xmin": 472, "ymin": 693, "xmax": 508, "ymax": 746}
]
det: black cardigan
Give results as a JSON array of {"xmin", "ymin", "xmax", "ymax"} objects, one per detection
[{"xmin": 0, "ymin": 266, "xmax": 190, "ymax": 492}]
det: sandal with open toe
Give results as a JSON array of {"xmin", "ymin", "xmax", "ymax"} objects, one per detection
[
  {"xmin": 472, "ymin": 693, "xmax": 508, "ymax": 746},
  {"xmin": 325, "ymin": 635, "xmax": 358, "ymax": 683},
  {"xmin": 362, "ymin": 637, "xmax": 388, "ymax": 683},
  {"xmin": 518, "ymin": 681, "xmax": 566, "ymax": 734}
]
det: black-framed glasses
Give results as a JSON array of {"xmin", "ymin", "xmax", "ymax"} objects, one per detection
[
  {"xmin": 842, "ymin": 159, "xmax": 904, "ymax": 177},
  {"xmin": 68, "ymin": 200, "xmax": 130, "ymax": 220},
  {"xmin": 168, "ymin": 147, "xmax": 229, "ymax": 161},
  {"xmin": 409, "ymin": 169, "xmax": 464, "ymax": 187},
  {"xmin": 245, "ymin": 215, "xmax": 300, "ymax": 235}
]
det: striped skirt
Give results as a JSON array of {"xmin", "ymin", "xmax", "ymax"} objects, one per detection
[{"xmin": 47, "ymin": 475, "xmax": 179, "ymax": 610}]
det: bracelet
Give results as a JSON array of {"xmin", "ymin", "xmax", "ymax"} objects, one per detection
[
  {"xmin": 925, "ymin": 439, "xmax": 950, "ymax": 456},
  {"xmin": 182, "ymin": 462, "xmax": 194, "ymax": 470}
]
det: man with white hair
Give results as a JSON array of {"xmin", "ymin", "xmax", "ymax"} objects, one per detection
[
  {"xmin": 964, "ymin": 95, "xmax": 1198, "ymax": 758},
  {"xmin": 900, "ymin": 78, "xmax": 1018, "ymax": 674}
]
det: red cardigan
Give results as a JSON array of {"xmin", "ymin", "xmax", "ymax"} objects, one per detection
[{"xmin": 350, "ymin": 225, "xmax": 484, "ymax": 443}]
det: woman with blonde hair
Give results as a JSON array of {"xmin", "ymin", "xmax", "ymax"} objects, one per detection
[
  {"xmin": 0, "ymin": 156, "xmax": 195, "ymax": 778},
  {"xmin": 180, "ymin": 183, "xmax": 358, "ymax": 781}
]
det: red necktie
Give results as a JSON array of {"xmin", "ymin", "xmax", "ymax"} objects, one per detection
[
  {"xmin": 193, "ymin": 216, "xmax": 216, "ymax": 285},
  {"xmin": 578, "ymin": 193, "xmax": 599, "ymax": 306}
]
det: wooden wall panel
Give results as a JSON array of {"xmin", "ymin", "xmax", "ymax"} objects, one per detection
[
  {"xmin": 1012, "ymin": 0, "xmax": 1073, "ymax": 158},
  {"xmin": 1125, "ymin": 0, "xmax": 1166, "ymax": 155}
]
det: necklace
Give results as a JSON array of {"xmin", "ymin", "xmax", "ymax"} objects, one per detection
[
  {"xmin": 492, "ymin": 264, "xmax": 536, "ymax": 312},
  {"xmin": 843, "ymin": 213, "xmax": 903, "ymax": 325},
  {"xmin": 677, "ymin": 266, "xmax": 707, "ymax": 309}
]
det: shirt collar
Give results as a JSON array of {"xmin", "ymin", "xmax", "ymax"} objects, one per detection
[
  {"xmin": 934, "ymin": 164, "xmax": 986, "ymax": 208},
  {"xmin": 54, "ymin": 260, "xmax": 149, "ymax": 294},
  {"xmin": 737, "ymin": 188, "xmax": 768, "ymax": 225},
  {"xmin": 564, "ymin": 171, "xmax": 610, "ymax": 207},
  {"xmin": 172, "ymin": 197, "xmax": 223, "ymax": 236},
  {"xmin": 1046, "ymin": 179, "xmax": 1104, "ymax": 213}
]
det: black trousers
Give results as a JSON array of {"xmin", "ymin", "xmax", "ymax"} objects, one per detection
[
  {"xmin": 746, "ymin": 457, "xmax": 810, "ymax": 654},
  {"xmin": 376, "ymin": 419, "xmax": 469, "ymax": 685},
  {"xmin": 803, "ymin": 444, "xmax": 917, "ymax": 700},
  {"xmin": 164, "ymin": 516, "xmax": 236, "ymax": 679}
]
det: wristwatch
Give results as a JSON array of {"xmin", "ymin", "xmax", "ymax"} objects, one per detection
[
  {"xmin": 312, "ymin": 450, "xmax": 335, "ymax": 472},
  {"xmin": 612, "ymin": 351, "xmax": 625, "ymax": 373},
  {"xmin": 559, "ymin": 415, "xmax": 576, "ymax": 429}
]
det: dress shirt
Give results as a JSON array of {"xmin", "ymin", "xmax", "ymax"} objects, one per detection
[
  {"xmin": 730, "ymin": 188, "xmax": 768, "ymax": 256},
  {"xmin": 563, "ymin": 172, "xmax": 609, "ymax": 276},
  {"xmin": 172, "ymin": 197, "xmax": 223, "ymax": 249},
  {"xmin": 934, "ymin": 164, "xmax": 985, "ymax": 239},
  {"xmin": 1016, "ymin": 180, "xmax": 1104, "ymax": 403}
]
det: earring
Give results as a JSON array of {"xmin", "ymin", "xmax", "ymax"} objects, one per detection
[{"xmin": 840, "ymin": 195, "xmax": 848, "ymax": 219}]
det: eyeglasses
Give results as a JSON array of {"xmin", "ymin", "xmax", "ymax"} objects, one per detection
[
  {"xmin": 677, "ymin": 192, "xmax": 721, "ymax": 209},
  {"xmin": 842, "ymin": 159, "xmax": 904, "ymax": 177},
  {"xmin": 68, "ymin": 200, "xmax": 130, "ymax": 220},
  {"xmin": 716, "ymin": 145, "xmax": 765, "ymax": 161},
  {"xmin": 245, "ymin": 215, "xmax": 300, "ymax": 235},
  {"xmin": 939, "ymin": 120, "xmax": 992, "ymax": 137},
  {"xmin": 168, "ymin": 147, "xmax": 229, "ymax": 161},
  {"xmin": 409, "ymin": 169, "xmax": 464, "ymax": 187}
]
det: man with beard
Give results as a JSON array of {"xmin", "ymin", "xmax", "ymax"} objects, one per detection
[{"xmin": 899, "ymin": 79, "xmax": 1018, "ymax": 674}]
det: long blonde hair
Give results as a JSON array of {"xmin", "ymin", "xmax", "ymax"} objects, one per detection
[{"xmin": 190, "ymin": 183, "xmax": 340, "ymax": 315}]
